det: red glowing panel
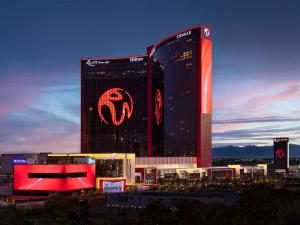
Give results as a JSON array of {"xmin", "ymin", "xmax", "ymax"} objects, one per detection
[
  {"xmin": 155, "ymin": 89, "xmax": 163, "ymax": 126},
  {"xmin": 201, "ymin": 38, "xmax": 212, "ymax": 114},
  {"xmin": 275, "ymin": 148, "xmax": 285, "ymax": 159},
  {"xmin": 13, "ymin": 164, "xmax": 95, "ymax": 191},
  {"xmin": 98, "ymin": 88, "xmax": 133, "ymax": 126}
]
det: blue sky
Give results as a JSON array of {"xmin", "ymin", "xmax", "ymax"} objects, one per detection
[{"xmin": 0, "ymin": 0, "xmax": 300, "ymax": 153}]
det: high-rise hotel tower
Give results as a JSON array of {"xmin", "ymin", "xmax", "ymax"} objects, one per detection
[{"xmin": 81, "ymin": 26, "xmax": 212, "ymax": 167}]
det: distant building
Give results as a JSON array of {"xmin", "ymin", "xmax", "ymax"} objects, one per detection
[{"xmin": 273, "ymin": 137, "xmax": 289, "ymax": 173}]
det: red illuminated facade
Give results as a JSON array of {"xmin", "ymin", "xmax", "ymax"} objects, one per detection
[
  {"xmin": 13, "ymin": 164, "xmax": 95, "ymax": 193},
  {"xmin": 154, "ymin": 89, "xmax": 163, "ymax": 126},
  {"xmin": 81, "ymin": 26, "xmax": 212, "ymax": 167}
]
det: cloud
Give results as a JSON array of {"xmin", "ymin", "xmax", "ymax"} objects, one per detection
[
  {"xmin": 0, "ymin": 70, "xmax": 78, "ymax": 118},
  {"xmin": 0, "ymin": 106, "xmax": 80, "ymax": 154},
  {"xmin": 212, "ymin": 74, "xmax": 300, "ymax": 147},
  {"xmin": 213, "ymin": 116, "xmax": 300, "ymax": 125},
  {"xmin": 243, "ymin": 85, "xmax": 299, "ymax": 111},
  {"xmin": 214, "ymin": 79, "xmax": 300, "ymax": 114},
  {"xmin": 212, "ymin": 117, "xmax": 300, "ymax": 147},
  {"xmin": 0, "ymin": 72, "xmax": 80, "ymax": 154}
]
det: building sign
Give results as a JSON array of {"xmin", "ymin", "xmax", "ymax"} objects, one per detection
[
  {"xmin": 176, "ymin": 30, "xmax": 191, "ymax": 39},
  {"xmin": 203, "ymin": 28, "xmax": 210, "ymax": 37},
  {"xmin": 102, "ymin": 180, "xmax": 125, "ymax": 193},
  {"xmin": 129, "ymin": 57, "xmax": 143, "ymax": 62},
  {"xmin": 98, "ymin": 88, "xmax": 133, "ymax": 126},
  {"xmin": 274, "ymin": 137, "xmax": 289, "ymax": 173},
  {"xmin": 86, "ymin": 60, "xmax": 109, "ymax": 67},
  {"xmin": 13, "ymin": 158, "xmax": 27, "ymax": 164},
  {"xmin": 88, "ymin": 158, "xmax": 95, "ymax": 164},
  {"xmin": 112, "ymin": 153, "xmax": 118, "ymax": 160}
]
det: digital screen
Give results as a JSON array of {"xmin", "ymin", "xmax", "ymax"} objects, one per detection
[
  {"xmin": 151, "ymin": 59, "xmax": 165, "ymax": 156},
  {"xmin": 100, "ymin": 179, "xmax": 125, "ymax": 192},
  {"xmin": 13, "ymin": 164, "xmax": 96, "ymax": 191},
  {"xmin": 274, "ymin": 137, "xmax": 289, "ymax": 173}
]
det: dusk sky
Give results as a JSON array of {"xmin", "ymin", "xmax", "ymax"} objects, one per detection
[{"xmin": 0, "ymin": 0, "xmax": 300, "ymax": 154}]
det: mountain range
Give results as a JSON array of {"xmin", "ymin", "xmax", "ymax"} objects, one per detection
[{"xmin": 212, "ymin": 144, "xmax": 300, "ymax": 158}]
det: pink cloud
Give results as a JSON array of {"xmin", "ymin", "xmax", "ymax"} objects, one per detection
[
  {"xmin": 0, "ymin": 73, "xmax": 45, "ymax": 118},
  {"xmin": 213, "ymin": 123, "xmax": 245, "ymax": 133},
  {"xmin": 214, "ymin": 79, "xmax": 300, "ymax": 109},
  {"xmin": 244, "ymin": 85, "xmax": 299, "ymax": 109},
  {"xmin": 0, "ymin": 128, "xmax": 80, "ymax": 154},
  {"xmin": 214, "ymin": 79, "xmax": 300, "ymax": 120}
]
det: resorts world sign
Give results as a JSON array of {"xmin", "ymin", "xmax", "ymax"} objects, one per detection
[
  {"xmin": 86, "ymin": 60, "xmax": 110, "ymax": 67},
  {"xmin": 98, "ymin": 88, "xmax": 133, "ymax": 126}
]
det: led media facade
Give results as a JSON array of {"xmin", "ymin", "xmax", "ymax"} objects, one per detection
[
  {"xmin": 98, "ymin": 88, "xmax": 133, "ymax": 126},
  {"xmin": 274, "ymin": 137, "xmax": 289, "ymax": 173},
  {"xmin": 13, "ymin": 164, "xmax": 95, "ymax": 192},
  {"xmin": 81, "ymin": 26, "xmax": 212, "ymax": 167},
  {"xmin": 81, "ymin": 57, "xmax": 148, "ymax": 156}
]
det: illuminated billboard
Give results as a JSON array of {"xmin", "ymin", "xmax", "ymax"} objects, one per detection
[
  {"xmin": 81, "ymin": 57, "xmax": 148, "ymax": 156},
  {"xmin": 99, "ymin": 179, "xmax": 126, "ymax": 192},
  {"xmin": 98, "ymin": 88, "xmax": 133, "ymax": 126},
  {"xmin": 13, "ymin": 164, "xmax": 96, "ymax": 192},
  {"xmin": 274, "ymin": 137, "xmax": 289, "ymax": 173}
]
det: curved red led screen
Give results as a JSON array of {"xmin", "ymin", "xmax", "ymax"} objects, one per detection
[
  {"xmin": 155, "ymin": 89, "xmax": 163, "ymax": 126},
  {"xmin": 200, "ymin": 38, "xmax": 212, "ymax": 114},
  {"xmin": 13, "ymin": 164, "xmax": 96, "ymax": 191},
  {"xmin": 98, "ymin": 88, "xmax": 133, "ymax": 126}
]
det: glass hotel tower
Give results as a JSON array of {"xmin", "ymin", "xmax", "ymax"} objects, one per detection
[
  {"xmin": 81, "ymin": 56, "xmax": 148, "ymax": 156},
  {"xmin": 81, "ymin": 26, "xmax": 212, "ymax": 167}
]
